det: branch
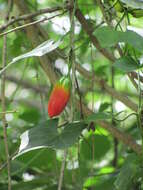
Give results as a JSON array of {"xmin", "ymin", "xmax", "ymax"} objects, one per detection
[
  {"xmin": 58, "ymin": 150, "xmax": 67, "ymax": 190},
  {"xmin": 75, "ymin": 63, "xmax": 138, "ymax": 112},
  {"xmin": 1, "ymin": 36, "xmax": 12, "ymax": 190},
  {"xmin": 1, "ymin": 1, "xmax": 12, "ymax": 189},
  {"xmin": 80, "ymin": 101, "xmax": 142, "ymax": 154},
  {"xmin": 75, "ymin": 8, "xmax": 115, "ymax": 62},
  {"xmin": 0, "ymin": 6, "xmax": 69, "ymax": 32},
  {"xmin": 14, "ymin": 98, "xmax": 42, "ymax": 110},
  {"xmin": 5, "ymin": 75, "xmax": 49, "ymax": 94},
  {"xmin": 0, "ymin": 12, "xmax": 66, "ymax": 37},
  {"xmin": 75, "ymin": 7, "xmax": 143, "ymax": 90},
  {"xmin": 6, "ymin": 73, "xmax": 138, "ymax": 112},
  {"xmin": 130, "ymin": 71, "xmax": 143, "ymax": 83}
]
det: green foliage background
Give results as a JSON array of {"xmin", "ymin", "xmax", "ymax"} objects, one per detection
[{"xmin": 0, "ymin": 0, "xmax": 143, "ymax": 189}]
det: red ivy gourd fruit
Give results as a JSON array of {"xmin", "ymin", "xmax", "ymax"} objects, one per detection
[{"xmin": 48, "ymin": 76, "xmax": 71, "ymax": 118}]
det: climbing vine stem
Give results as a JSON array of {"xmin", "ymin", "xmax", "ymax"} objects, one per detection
[{"xmin": 68, "ymin": 0, "xmax": 77, "ymax": 121}]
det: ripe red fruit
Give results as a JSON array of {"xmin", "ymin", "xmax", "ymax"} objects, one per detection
[{"xmin": 48, "ymin": 77, "xmax": 70, "ymax": 118}]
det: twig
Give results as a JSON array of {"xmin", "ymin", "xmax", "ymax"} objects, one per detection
[
  {"xmin": 1, "ymin": 1, "xmax": 13, "ymax": 189},
  {"xmin": 75, "ymin": 63, "xmax": 138, "ymax": 112},
  {"xmin": 115, "ymin": 11, "xmax": 126, "ymax": 30},
  {"xmin": 69, "ymin": 0, "xmax": 76, "ymax": 120},
  {"xmin": 14, "ymin": 98, "xmax": 42, "ymax": 109},
  {"xmin": 0, "ymin": 110, "xmax": 18, "ymax": 114},
  {"xmin": 57, "ymin": 150, "xmax": 67, "ymax": 190},
  {"xmin": 75, "ymin": 76, "xmax": 84, "ymax": 119},
  {"xmin": 6, "ymin": 0, "xmax": 13, "ymax": 20},
  {"xmin": 75, "ymin": 8, "xmax": 115, "ymax": 62},
  {"xmin": 1, "ymin": 35, "xmax": 11, "ymax": 190},
  {"xmin": 6, "ymin": 75, "xmax": 49, "ymax": 94},
  {"xmin": 112, "ymin": 137, "xmax": 118, "ymax": 167},
  {"xmin": 78, "ymin": 100, "xmax": 142, "ymax": 154},
  {"xmin": 90, "ymin": 43, "xmax": 95, "ymax": 173},
  {"xmin": 0, "ymin": 12, "xmax": 66, "ymax": 37},
  {"xmin": 105, "ymin": 0, "xmax": 118, "ymax": 12},
  {"xmin": 0, "ymin": 150, "xmax": 18, "ymax": 172},
  {"xmin": 35, "ymin": 64, "xmax": 47, "ymax": 120},
  {"xmin": 111, "ymin": 66, "xmax": 118, "ymax": 168},
  {"xmin": 96, "ymin": 0, "xmax": 111, "ymax": 25},
  {"xmin": 0, "ymin": 6, "xmax": 68, "ymax": 32},
  {"xmin": 130, "ymin": 71, "xmax": 143, "ymax": 83},
  {"xmin": 128, "ymin": 73, "xmax": 138, "ymax": 91},
  {"xmin": 10, "ymin": 61, "xmax": 28, "ymax": 102}
]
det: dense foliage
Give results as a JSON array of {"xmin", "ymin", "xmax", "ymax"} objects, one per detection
[{"xmin": 1, "ymin": 0, "xmax": 143, "ymax": 189}]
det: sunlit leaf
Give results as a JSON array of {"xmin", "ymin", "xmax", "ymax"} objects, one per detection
[
  {"xmin": 84, "ymin": 175, "xmax": 116, "ymax": 190},
  {"xmin": 120, "ymin": 0, "xmax": 143, "ymax": 9}
]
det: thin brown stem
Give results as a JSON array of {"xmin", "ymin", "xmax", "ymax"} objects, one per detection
[
  {"xmin": 1, "ymin": 32, "xmax": 11, "ymax": 190},
  {"xmin": 75, "ymin": 8, "xmax": 115, "ymax": 62},
  {"xmin": 0, "ymin": 110, "xmax": 18, "ymax": 114},
  {"xmin": 80, "ymin": 101, "xmax": 142, "ymax": 154},
  {"xmin": 75, "ymin": 63, "xmax": 138, "ymax": 112},
  {"xmin": 5, "ymin": 75, "xmax": 49, "ymax": 95},
  {"xmin": 75, "ymin": 76, "xmax": 84, "ymax": 119},
  {"xmin": 111, "ymin": 66, "xmax": 118, "ymax": 168},
  {"xmin": 1, "ymin": 2, "xmax": 13, "ymax": 188},
  {"xmin": 57, "ymin": 150, "xmax": 67, "ymax": 190},
  {"xmin": 0, "ymin": 6, "xmax": 68, "ymax": 32},
  {"xmin": 0, "ymin": 12, "xmax": 66, "ymax": 37}
]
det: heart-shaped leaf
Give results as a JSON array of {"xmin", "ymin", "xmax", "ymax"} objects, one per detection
[{"xmin": 15, "ymin": 119, "xmax": 85, "ymax": 158}]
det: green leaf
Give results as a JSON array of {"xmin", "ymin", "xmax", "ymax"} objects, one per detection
[
  {"xmin": 114, "ymin": 153, "xmax": 139, "ymax": 190},
  {"xmin": 0, "ymin": 176, "xmax": 57, "ymax": 190},
  {"xmin": 80, "ymin": 134, "xmax": 111, "ymax": 161},
  {"xmin": 99, "ymin": 103, "xmax": 111, "ymax": 112},
  {"xmin": 94, "ymin": 26, "xmax": 143, "ymax": 51},
  {"xmin": 95, "ymin": 176, "xmax": 116, "ymax": 190},
  {"xmin": 16, "ymin": 119, "xmax": 85, "ymax": 157},
  {"xmin": 120, "ymin": 0, "xmax": 143, "ymax": 9},
  {"xmin": 0, "ymin": 38, "xmax": 63, "ymax": 76},
  {"xmin": 13, "ymin": 39, "xmax": 62, "ymax": 61},
  {"xmin": 85, "ymin": 112, "xmax": 111, "ymax": 122},
  {"xmin": 84, "ymin": 175, "xmax": 116, "ymax": 190},
  {"xmin": 113, "ymin": 56, "xmax": 140, "ymax": 72},
  {"xmin": 11, "ymin": 149, "xmax": 57, "ymax": 176},
  {"xmin": 19, "ymin": 108, "xmax": 40, "ymax": 124}
]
